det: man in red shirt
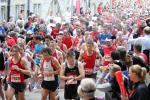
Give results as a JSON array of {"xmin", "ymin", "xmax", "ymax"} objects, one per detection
[
  {"xmin": 90, "ymin": 26, "xmax": 99, "ymax": 42},
  {"xmin": 51, "ymin": 23, "xmax": 61, "ymax": 39},
  {"xmin": 62, "ymin": 29, "xmax": 73, "ymax": 50},
  {"xmin": 103, "ymin": 39, "xmax": 116, "ymax": 66}
]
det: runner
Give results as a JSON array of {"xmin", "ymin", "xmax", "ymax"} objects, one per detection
[
  {"xmin": 79, "ymin": 37, "xmax": 102, "ymax": 79},
  {"xmin": 6, "ymin": 45, "xmax": 31, "ymax": 100},
  {"xmin": 40, "ymin": 47, "xmax": 60, "ymax": 100},
  {"xmin": 60, "ymin": 50, "xmax": 84, "ymax": 99},
  {"xmin": 56, "ymin": 33, "xmax": 67, "ymax": 61}
]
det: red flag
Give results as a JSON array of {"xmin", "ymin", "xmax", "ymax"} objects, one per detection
[
  {"xmin": 137, "ymin": 19, "xmax": 141, "ymax": 28},
  {"xmin": 76, "ymin": 0, "xmax": 80, "ymax": 16},
  {"xmin": 115, "ymin": 71, "xmax": 128, "ymax": 97},
  {"xmin": 112, "ymin": 0, "xmax": 115, "ymax": 7},
  {"xmin": 97, "ymin": 4, "xmax": 102, "ymax": 14},
  {"xmin": 136, "ymin": 0, "xmax": 141, "ymax": 5}
]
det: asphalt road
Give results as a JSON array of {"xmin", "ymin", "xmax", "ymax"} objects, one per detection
[
  {"xmin": 21, "ymin": 88, "xmax": 105, "ymax": 100},
  {"xmin": 10, "ymin": 74, "xmax": 150, "ymax": 100}
]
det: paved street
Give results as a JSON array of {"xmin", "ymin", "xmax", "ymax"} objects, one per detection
[
  {"xmin": 11, "ymin": 74, "xmax": 150, "ymax": 100},
  {"xmin": 21, "ymin": 89, "xmax": 105, "ymax": 100}
]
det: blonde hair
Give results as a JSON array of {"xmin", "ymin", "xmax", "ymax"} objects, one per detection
[
  {"xmin": 10, "ymin": 45, "xmax": 20, "ymax": 52},
  {"xmin": 130, "ymin": 65, "xmax": 147, "ymax": 82}
]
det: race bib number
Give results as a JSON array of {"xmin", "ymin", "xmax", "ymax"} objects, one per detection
[
  {"xmin": 85, "ymin": 68, "xmax": 93, "ymax": 75},
  {"xmin": 66, "ymin": 78, "xmax": 77, "ymax": 85},
  {"xmin": 11, "ymin": 74, "xmax": 21, "ymax": 83},
  {"xmin": 104, "ymin": 55, "xmax": 111, "ymax": 61},
  {"xmin": 44, "ymin": 75, "xmax": 55, "ymax": 81},
  {"xmin": 43, "ymin": 62, "xmax": 55, "ymax": 81}
]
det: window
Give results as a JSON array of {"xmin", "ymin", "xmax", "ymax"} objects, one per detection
[
  {"xmin": 1, "ymin": 6, "xmax": 6, "ymax": 21},
  {"xmin": 20, "ymin": 4, "xmax": 25, "ymax": 11},
  {"xmin": 15, "ymin": 5, "xmax": 20, "ymax": 19},
  {"xmin": 1, "ymin": 0, "xmax": 7, "ymax": 2},
  {"xmin": 15, "ymin": 4, "xmax": 25, "ymax": 19},
  {"xmin": 33, "ymin": 4, "xmax": 41, "ymax": 15}
]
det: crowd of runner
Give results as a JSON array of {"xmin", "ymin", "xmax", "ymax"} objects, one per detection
[{"xmin": 0, "ymin": 3, "xmax": 150, "ymax": 100}]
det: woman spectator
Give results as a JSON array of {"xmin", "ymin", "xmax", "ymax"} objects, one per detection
[{"xmin": 122, "ymin": 65, "xmax": 150, "ymax": 100}]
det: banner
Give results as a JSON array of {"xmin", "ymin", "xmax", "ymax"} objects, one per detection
[
  {"xmin": 76, "ymin": 0, "xmax": 80, "ymax": 16},
  {"xmin": 97, "ymin": 4, "xmax": 102, "ymax": 14}
]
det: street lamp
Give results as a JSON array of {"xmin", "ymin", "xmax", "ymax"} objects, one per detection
[
  {"xmin": 27, "ymin": 0, "xmax": 30, "ymax": 17},
  {"xmin": 7, "ymin": 0, "xmax": 11, "ymax": 21}
]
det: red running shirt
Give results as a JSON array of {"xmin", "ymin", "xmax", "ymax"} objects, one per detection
[
  {"xmin": 74, "ymin": 36, "xmax": 79, "ymax": 47},
  {"xmin": 9, "ymin": 58, "xmax": 25, "ymax": 83},
  {"xmin": 103, "ymin": 45, "xmax": 116, "ymax": 66},
  {"xmin": 62, "ymin": 36, "xmax": 72, "ymax": 49},
  {"xmin": 83, "ymin": 50, "xmax": 97, "ymax": 70}
]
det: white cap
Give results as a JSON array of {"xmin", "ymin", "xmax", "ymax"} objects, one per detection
[
  {"xmin": 105, "ymin": 38, "xmax": 112, "ymax": 42},
  {"xmin": 27, "ymin": 30, "xmax": 33, "ymax": 35}
]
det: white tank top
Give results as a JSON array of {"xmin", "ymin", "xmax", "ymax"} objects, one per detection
[{"xmin": 43, "ymin": 61, "xmax": 55, "ymax": 81}]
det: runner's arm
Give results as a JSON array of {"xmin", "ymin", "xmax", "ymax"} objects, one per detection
[
  {"xmin": 18, "ymin": 58, "xmax": 31, "ymax": 76},
  {"xmin": 52, "ymin": 57, "xmax": 61, "ymax": 75},
  {"xmin": 74, "ymin": 62, "xmax": 84, "ymax": 81},
  {"xmin": 78, "ymin": 50, "xmax": 84, "ymax": 61}
]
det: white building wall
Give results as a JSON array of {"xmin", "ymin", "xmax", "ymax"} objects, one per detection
[
  {"xmin": 0, "ymin": 0, "xmax": 7, "ymax": 22},
  {"xmin": 0, "ymin": 0, "xmax": 102, "ymax": 22}
]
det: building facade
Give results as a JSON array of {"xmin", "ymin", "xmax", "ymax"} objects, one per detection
[{"xmin": 0, "ymin": 0, "xmax": 102, "ymax": 22}]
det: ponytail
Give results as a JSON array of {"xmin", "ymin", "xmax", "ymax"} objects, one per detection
[
  {"xmin": 130, "ymin": 65, "xmax": 147, "ymax": 82},
  {"xmin": 141, "ymin": 67, "xmax": 147, "ymax": 82}
]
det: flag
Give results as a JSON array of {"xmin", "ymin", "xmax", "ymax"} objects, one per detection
[
  {"xmin": 136, "ymin": 0, "xmax": 141, "ymax": 6},
  {"xmin": 112, "ymin": 0, "xmax": 115, "ymax": 7},
  {"xmin": 76, "ymin": 0, "xmax": 80, "ymax": 16},
  {"xmin": 97, "ymin": 4, "xmax": 102, "ymax": 14}
]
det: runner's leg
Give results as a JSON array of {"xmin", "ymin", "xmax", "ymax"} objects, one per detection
[
  {"xmin": 49, "ymin": 91, "xmax": 56, "ymax": 100},
  {"xmin": 6, "ymin": 85, "xmax": 15, "ymax": 100},
  {"xmin": 41, "ymin": 88, "xmax": 49, "ymax": 100}
]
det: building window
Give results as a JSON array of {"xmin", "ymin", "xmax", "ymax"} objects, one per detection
[
  {"xmin": 1, "ymin": 6, "xmax": 6, "ymax": 21},
  {"xmin": 15, "ymin": 4, "xmax": 25, "ymax": 19},
  {"xmin": 20, "ymin": 4, "xmax": 25, "ymax": 11},
  {"xmin": 33, "ymin": 4, "xmax": 41, "ymax": 15},
  {"xmin": 1, "ymin": 0, "xmax": 7, "ymax": 2},
  {"xmin": 15, "ymin": 5, "xmax": 20, "ymax": 19}
]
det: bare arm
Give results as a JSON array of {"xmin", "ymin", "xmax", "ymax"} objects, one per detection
[
  {"xmin": 74, "ymin": 61, "xmax": 84, "ymax": 80},
  {"xmin": 78, "ymin": 50, "xmax": 84, "ymax": 61},
  {"xmin": 96, "ymin": 51, "xmax": 103, "ymax": 66},
  {"xmin": 52, "ymin": 57, "xmax": 61, "ymax": 75},
  {"xmin": 19, "ymin": 58, "xmax": 31, "ymax": 76}
]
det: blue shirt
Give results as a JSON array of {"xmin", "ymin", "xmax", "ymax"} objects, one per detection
[
  {"xmin": 34, "ymin": 43, "xmax": 45, "ymax": 65},
  {"xmin": 98, "ymin": 32, "xmax": 112, "ymax": 44}
]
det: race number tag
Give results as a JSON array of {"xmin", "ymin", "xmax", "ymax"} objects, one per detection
[
  {"xmin": 104, "ymin": 55, "xmax": 111, "ymax": 61},
  {"xmin": 43, "ymin": 62, "xmax": 55, "ymax": 81},
  {"xmin": 44, "ymin": 71, "xmax": 55, "ymax": 81},
  {"xmin": 66, "ymin": 77, "xmax": 77, "ymax": 85},
  {"xmin": 11, "ymin": 74, "xmax": 21, "ymax": 83}
]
